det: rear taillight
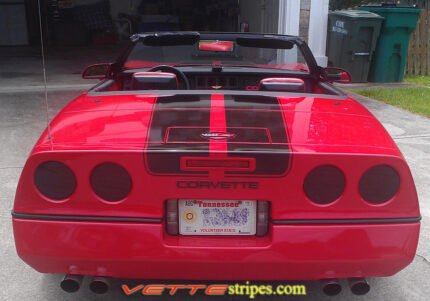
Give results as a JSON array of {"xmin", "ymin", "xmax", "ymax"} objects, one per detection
[
  {"xmin": 90, "ymin": 163, "xmax": 132, "ymax": 202},
  {"xmin": 34, "ymin": 161, "xmax": 76, "ymax": 200},
  {"xmin": 359, "ymin": 165, "xmax": 400, "ymax": 204},
  {"xmin": 304, "ymin": 165, "xmax": 346, "ymax": 205}
]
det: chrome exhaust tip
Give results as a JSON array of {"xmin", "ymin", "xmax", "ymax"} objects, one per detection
[
  {"xmin": 321, "ymin": 279, "xmax": 342, "ymax": 296},
  {"xmin": 348, "ymin": 278, "xmax": 370, "ymax": 295},
  {"xmin": 89, "ymin": 276, "xmax": 110, "ymax": 294},
  {"xmin": 60, "ymin": 274, "xmax": 83, "ymax": 293}
]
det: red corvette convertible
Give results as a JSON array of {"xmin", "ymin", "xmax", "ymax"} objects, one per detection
[{"xmin": 12, "ymin": 32, "xmax": 420, "ymax": 296}]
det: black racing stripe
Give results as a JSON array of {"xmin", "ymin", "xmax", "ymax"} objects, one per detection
[
  {"xmin": 145, "ymin": 95, "xmax": 211, "ymax": 176},
  {"xmin": 154, "ymin": 95, "xmax": 211, "ymax": 109},
  {"xmin": 224, "ymin": 95, "xmax": 282, "ymax": 109},
  {"xmin": 148, "ymin": 110, "xmax": 210, "ymax": 141},
  {"xmin": 145, "ymin": 94, "xmax": 291, "ymax": 177},
  {"xmin": 225, "ymin": 111, "xmax": 288, "ymax": 143},
  {"xmin": 225, "ymin": 95, "xmax": 291, "ymax": 177}
]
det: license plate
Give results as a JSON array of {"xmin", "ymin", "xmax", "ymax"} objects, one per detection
[{"xmin": 179, "ymin": 200, "xmax": 257, "ymax": 235}]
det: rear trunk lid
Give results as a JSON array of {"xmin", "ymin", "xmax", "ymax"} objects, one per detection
[{"xmin": 42, "ymin": 92, "xmax": 400, "ymax": 163}]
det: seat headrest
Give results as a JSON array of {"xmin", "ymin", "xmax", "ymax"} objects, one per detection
[
  {"xmin": 259, "ymin": 78, "xmax": 305, "ymax": 93},
  {"xmin": 131, "ymin": 72, "xmax": 178, "ymax": 90}
]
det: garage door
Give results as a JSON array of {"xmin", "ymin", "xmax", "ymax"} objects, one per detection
[
  {"xmin": 239, "ymin": 0, "xmax": 279, "ymax": 33},
  {"xmin": 0, "ymin": 0, "xmax": 29, "ymax": 46}
]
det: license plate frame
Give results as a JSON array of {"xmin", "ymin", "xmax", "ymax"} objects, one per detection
[{"xmin": 178, "ymin": 200, "xmax": 257, "ymax": 236}]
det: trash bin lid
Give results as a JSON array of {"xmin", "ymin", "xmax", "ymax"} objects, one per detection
[
  {"xmin": 360, "ymin": 3, "xmax": 420, "ymax": 13},
  {"xmin": 330, "ymin": 10, "xmax": 384, "ymax": 19}
]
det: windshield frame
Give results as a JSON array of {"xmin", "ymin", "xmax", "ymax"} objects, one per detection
[{"xmin": 115, "ymin": 32, "xmax": 319, "ymax": 76}]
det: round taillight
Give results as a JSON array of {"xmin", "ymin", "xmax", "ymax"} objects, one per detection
[
  {"xmin": 34, "ymin": 161, "xmax": 76, "ymax": 200},
  {"xmin": 359, "ymin": 165, "xmax": 400, "ymax": 204},
  {"xmin": 304, "ymin": 165, "xmax": 346, "ymax": 205},
  {"xmin": 90, "ymin": 163, "xmax": 132, "ymax": 202}
]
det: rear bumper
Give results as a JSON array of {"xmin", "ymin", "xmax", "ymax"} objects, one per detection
[{"xmin": 12, "ymin": 216, "xmax": 420, "ymax": 280}]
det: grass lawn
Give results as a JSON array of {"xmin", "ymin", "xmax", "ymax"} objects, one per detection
[
  {"xmin": 352, "ymin": 87, "xmax": 430, "ymax": 118},
  {"xmin": 404, "ymin": 75, "xmax": 430, "ymax": 87}
]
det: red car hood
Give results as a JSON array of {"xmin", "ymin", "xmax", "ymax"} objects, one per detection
[{"xmin": 34, "ymin": 92, "xmax": 399, "ymax": 157}]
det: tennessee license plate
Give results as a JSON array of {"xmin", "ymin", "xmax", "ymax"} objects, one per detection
[{"xmin": 178, "ymin": 200, "xmax": 257, "ymax": 235}]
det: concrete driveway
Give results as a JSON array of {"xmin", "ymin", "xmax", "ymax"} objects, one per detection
[{"xmin": 0, "ymin": 86, "xmax": 429, "ymax": 301}]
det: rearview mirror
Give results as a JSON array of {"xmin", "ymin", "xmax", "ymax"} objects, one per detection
[
  {"xmin": 322, "ymin": 67, "xmax": 352, "ymax": 84},
  {"xmin": 82, "ymin": 63, "xmax": 112, "ymax": 79}
]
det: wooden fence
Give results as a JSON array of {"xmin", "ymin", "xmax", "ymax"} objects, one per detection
[{"xmin": 407, "ymin": 2, "xmax": 430, "ymax": 75}]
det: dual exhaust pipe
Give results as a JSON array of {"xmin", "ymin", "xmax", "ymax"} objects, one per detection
[
  {"xmin": 60, "ymin": 275, "xmax": 110, "ymax": 294},
  {"xmin": 322, "ymin": 278, "xmax": 370, "ymax": 296}
]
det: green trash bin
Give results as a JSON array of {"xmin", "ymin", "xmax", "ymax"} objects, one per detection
[
  {"xmin": 327, "ymin": 10, "xmax": 383, "ymax": 82},
  {"xmin": 359, "ymin": 4, "xmax": 420, "ymax": 82}
]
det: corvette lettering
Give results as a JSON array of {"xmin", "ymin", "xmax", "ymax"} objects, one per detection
[{"xmin": 177, "ymin": 181, "xmax": 259, "ymax": 189}]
